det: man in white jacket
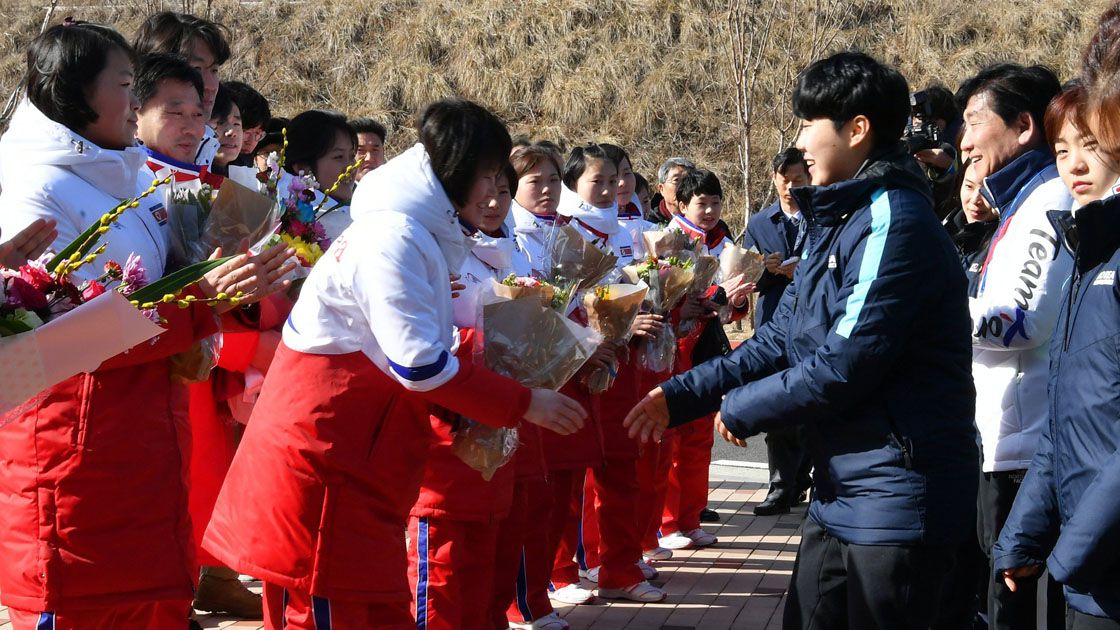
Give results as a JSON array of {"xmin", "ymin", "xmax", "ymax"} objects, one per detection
[{"xmin": 957, "ymin": 63, "xmax": 1071, "ymax": 630}]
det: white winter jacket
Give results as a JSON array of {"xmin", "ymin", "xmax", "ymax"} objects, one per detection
[
  {"xmin": 0, "ymin": 101, "xmax": 170, "ymax": 281},
  {"xmin": 452, "ymin": 228, "xmax": 530, "ymax": 329},
  {"xmin": 283, "ymin": 143, "xmax": 468, "ymax": 392},
  {"xmin": 971, "ymin": 175, "xmax": 1073, "ymax": 472},
  {"xmin": 510, "ymin": 200, "xmax": 558, "ymax": 274}
]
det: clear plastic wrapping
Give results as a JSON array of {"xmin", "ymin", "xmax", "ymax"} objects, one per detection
[{"xmin": 581, "ymin": 283, "xmax": 649, "ymax": 393}]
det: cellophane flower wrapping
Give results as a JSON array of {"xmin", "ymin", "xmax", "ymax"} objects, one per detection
[
  {"xmin": 622, "ymin": 256, "xmax": 695, "ymax": 373},
  {"xmin": 642, "ymin": 228, "xmax": 703, "ymax": 259},
  {"xmin": 451, "ymin": 277, "xmax": 600, "ymax": 480},
  {"xmin": 717, "ymin": 244, "xmax": 765, "ymax": 322},
  {"xmin": 678, "ymin": 255, "xmax": 720, "ymax": 336},
  {"xmin": 166, "ymin": 177, "xmax": 280, "ymax": 383},
  {"xmin": 546, "ymin": 224, "xmax": 619, "ymax": 292},
  {"xmin": 581, "ymin": 282, "xmax": 648, "ymax": 394}
]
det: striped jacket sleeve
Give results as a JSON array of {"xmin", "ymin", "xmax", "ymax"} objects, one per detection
[{"xmin": 719, "ymin": 188, "xmax": 948, "ymax": 437}]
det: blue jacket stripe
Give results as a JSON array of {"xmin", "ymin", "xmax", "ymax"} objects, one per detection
[
  {"xmin": 389, "ymin": 351, "xmax": 449, "ymax": 382},
  {"xmin": 515, "ymin": 547, "xmax": 534, "ymax": 620},
  {"xmin": 575, "ymin": 483, "xmax": 588, "ymax": 571},
  {"xmin": 416, "ymin": 517, "xmax": 430, "ymax": 629},
  {"xmin": 836, "ymin": 189, "xmax": 892, "ymax": 339},
  {"xmin": 311, "ymin": 595, "xmax": 332, "ymax": 629}
]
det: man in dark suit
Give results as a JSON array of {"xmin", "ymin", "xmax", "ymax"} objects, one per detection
[{"xmin": 742, "ymin": 148, "xmax": 813, "ymax": 515}]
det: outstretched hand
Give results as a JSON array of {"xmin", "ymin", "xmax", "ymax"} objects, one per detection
[
  {"xmin": 524, "ymin": 388, "xmax": 587, "ymax": 436},
  {"xmin": 0, "ymin": 219, "xmax": 58, "ymax": 268},
  {"xmin": 715, "ymin": 413, "xmax": 748, "ymax": 448},
  {"xmin": 623, "ymin": 386, "xmax": 670, "ymax": 444}
]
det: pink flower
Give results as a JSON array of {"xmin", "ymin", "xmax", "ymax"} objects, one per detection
[
  {"xmin": 7, "ymin": 276, "xmax": 48, "ymax": 310},
  {"xmin": 19, "ymin": 263, "xmax": 53, "ymax": 292},
  {"xmin": 310, "ymin": 221, "xmax": 326, "ymax": 242},
  {"xmin": 82, "ymin": 281, "xmax": 106, "ymax": 301},
  {"xmin": 122, "ymin": 253, "xmax": 147, "ymax": 290},
  {"xmin": 287, "ymin": 220, "xmax": 308, "ymax": 238}
]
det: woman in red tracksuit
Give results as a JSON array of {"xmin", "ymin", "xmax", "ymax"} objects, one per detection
[
  {"xmin": 202, "ymin": 99, "xmax": 586, "ymax": 630},
  {"xmin": 0, "ymin": 22, "xmax": 291, "ymax": 630}
]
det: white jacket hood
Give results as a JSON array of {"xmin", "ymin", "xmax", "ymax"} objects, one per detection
[
  {"xmin": 557, "ymin": 185, "xmax": 620, "ymax": 236},
  {"xmin": 0, "ymin": 100, "xmax": 146, "ymax": 200},
  {"xmin": 350, "ymin": 143, "xmax": 467, "ymax": 271}
]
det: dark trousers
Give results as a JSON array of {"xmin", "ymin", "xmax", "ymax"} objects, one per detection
[
  {"xmin": 1067, "ymin": 608, "xmax": 1120, "ymax": 630},
  {"xmin": 764, "ymin": 424, "xmax": 812, "ymax": 502},
  {"xmin": 783, "ymin": 517, "xmax": 954, "ymax": 630},
  {"xmin": 978, "ymin": 469, "xmax": 1065, "ymax": 630}
]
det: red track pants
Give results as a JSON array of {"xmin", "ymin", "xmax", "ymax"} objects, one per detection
[
  {"xmin": 407, "ymin": 515, "xmax": 498, "ymax": 630},
  {"xmin": 662, "ymin": 417, "xmax": 715, "ymax": 534},
  {"xmin": 7, "ymin": 602, "xmax": 184, "ymax": 630},
  {"xmin": 492, "ymin": 477, "xmax": 556, "ymax": 626}
]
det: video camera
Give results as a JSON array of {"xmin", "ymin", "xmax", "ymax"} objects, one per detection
[{"xmin": 903, "ymin": 90, "xmax": 942, "ymax": 154}]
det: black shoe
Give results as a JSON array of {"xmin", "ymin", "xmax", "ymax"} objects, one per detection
[
  {"xmin": 189, "ymin": 619, "xmax": 203, "ymax": 630},
  {"xmin": 700, "ymin": 507, "xmax": 721, "ymax": 523},
  {"xmin": 792, "ymin": 489, "xmax": 809, "ymax": 506},
  {"xmin": 753, "ymin": 495, "xmax": 791, "ymax": 516}
]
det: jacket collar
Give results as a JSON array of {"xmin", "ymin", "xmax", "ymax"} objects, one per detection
[
  {"xmin": 790, "ymin": 145, "xmax": 932, "ymax": 227},
  {"xmin": 980, "ymin": 147, "xmax": 1054, "ymax": 212},
  {"xmin": 1050, "ymin": 195, "xmax": 1120, "ymax": 272}
]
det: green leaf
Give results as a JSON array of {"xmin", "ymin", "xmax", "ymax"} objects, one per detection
[
  {"xmin": 0, "ymin": 316, "xmax": 34, "ymax": 336},
  {"xmin": 128, "ymin": 256, "xmax": 234, "ymax": 304},
  {"xmin": 46, "ymin": 204, "xmax": 124, "ymax": 272}
]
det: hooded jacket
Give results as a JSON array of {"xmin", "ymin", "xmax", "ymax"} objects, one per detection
[
  {"xmin": 971, "ymin": 149, "xmax": 1073, "ymax": 473},
  {"xmin": 946, "ymin": 208, "xmax": 998, "ymax": 296},
  {"xmin": 556, "ymin": 186, "xmax": 635, "ymax": 267},
  {"xmin": 660, "ymin": 148, "xmax": 979, "ymax": 546},
  {"xmin": 510, "ymin": 200, "xmax": 558, "ymax": 273},
  {"xmin": 993, "ymin": 196, "xmax": 1120, "ymax": 619},
  {"xmin": 202, "ymin": 144, "xmax": 532, "ymax": 602},
  {"xmin": 0, "ymin": 101, "xmax": 218, "ymax": 611}
]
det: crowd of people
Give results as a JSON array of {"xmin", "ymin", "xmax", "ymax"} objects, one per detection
[{"xmin": 0, "ymin": 5, "xmax": 1119, "ymax": 630}]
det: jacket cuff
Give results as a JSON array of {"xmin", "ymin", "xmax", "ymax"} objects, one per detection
[{"xmin": 216, "ymin": 330, "xmax": 261, "ymax": 373}]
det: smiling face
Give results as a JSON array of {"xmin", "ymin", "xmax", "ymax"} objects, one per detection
[
  {"xmin": 959, "ymin": 92, "xmax": 1033, "ymax": 176},
  {"xmin": 575, "ymin": 157, "xmax": 618, "ymax": 209},
  {"xmin": 355, "ymin": 131, "xmax": 385, "ymax": 180},
  {"xmin": 136, "ymin": 78, "xmax": 205, "ymax": 163},
  {"xmin": 516, "ymin": 159, "xmax": 561, "ymax": 216},
  {"xmin": 794, "ymin": 117, "xmax": 870, "ymax": 186},
  {"xmin": 456, "ymin": 165, "xmax": 501, "ymax": 231},
  {"xmin": 679, "ymin": 193, "xmax": 723, "ymax": 232},
  {"xmin": 211, "ymin": 101, "xmax": 243, "ymax": 168},
  {"xmin": 79, "ymin": 47, "xmax": 139, "ymax": 150},
  {"xmin": 310, "ymin": 129, "xmax": 357, "ymax": 203},
  {"xmin": 615, "ymin": 156, "xmax": 636, "ymax": 206},
  {"xmin": 959, "ymin": 161, "xmax": 997, "ymax": 223},
  {"xmin": 1055, "ymin": 117, "xmax": 1120, "ymax": 206}
]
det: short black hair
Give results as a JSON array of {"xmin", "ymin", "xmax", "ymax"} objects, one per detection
[
  {"xmin": 771, "ymin": 147, "xmax": 807, "ymax": 175},
  {"xmin": 562, "ymin": 143, "xmax": 612, "ymax": 190},
  {"xmin": 350, "ymin": 117, "xmax": 387, "ymax": 142},
  {"xmin": 792, "ymin": 51, "xmax": 911, "ymax": 151},
  {"xmin": 918, "ymin": 84, "xmax": 958, "ymax": 124},
  {"xmin": 25, "ymin": 21, "xmax": 135, "ymax": 132},
  {"xmin": 224, "ymin": 81, "xmax": 270, "ymax": 130},
  {"xmin": 133, "ymin": 11, "xmax": 231, "ymax": 65},
  {"xmin": 265, "ymin": 117, "xmax": 288, "ymax": 134},
  {"xmin": 676, "ymin": 168, "xmax": 722, "ymax": 204},
  {"xmin": 955, "ymin": 63, "xmax": 1061, "ymax": 135},
  {"xmin": 254, "ymin": 131, "xmax": 283, "ymax": 156},
  {"xmin": 500, "ymin": 161, "xmax": 519, "ymax": 199},
  {"xmin": 600, "ymin": 143, "xmax": 631, "ymax": 169},
  {"xmin": 418, "ymin": 98, "xmax": 512, "ymax": 208},
  {"xmin": 284, "ymin": 110, "xmax": 357, "ymax": 177},
  {"xmin": 134, "ymin": 53, "xmax": 203, "ymax": 107},
  {"xmin": 210, "ymin": 82, "xmax": 237, "ymax": 124},
  {"xmin": 634, "ymin": 172, "xmax": 650, "ymax": 195}
]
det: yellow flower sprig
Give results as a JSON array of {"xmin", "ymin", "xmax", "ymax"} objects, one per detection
[
  {"xmin": 53, "ymin": 175, "xmax": 173, "ymax": 277},
  {"xmin": 313, "ymin": 155, "xmax": 363, "ymax": 215},
  {"xmin": 278, "ymin": 127, "xmax": 288, "ymax": 170},
  {"xmin": 130, "ymin": 290, "xmax": 245, "ymax": 310}
]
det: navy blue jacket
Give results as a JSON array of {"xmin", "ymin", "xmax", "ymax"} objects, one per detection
[
  {"xmin": 946, "ymin": 207, "xmax": 998, "ymax": 297},
  {"xmin": 743, "ymin": 202, "xmax": 802, "ymax": 327},
  {"xmin": 993, "ymin": 196, "xmax": 1120, "ymax": 618},
  {"xmin": 661, "ymin": 149, "xmax": 979, "ymax": 545}
]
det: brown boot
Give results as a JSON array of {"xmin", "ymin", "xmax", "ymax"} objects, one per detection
[{"xmin": 192, "ymin": 565, "xmax": 263, "ymax": 618}]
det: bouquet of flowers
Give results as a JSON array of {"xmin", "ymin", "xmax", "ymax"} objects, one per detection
[
  {"xmin": 269, "ymin": 170, "xmax": 330, "ymax": 267},
  {"xmin": 581, "ymin": 282, "xmax": 649, "ymax": 393},
  {"xmin": 452, "ymin": 276, "xmax": 600, "ymax": 479},
  {"xmin": 622, "ymin": 254, "xmax": 696, "ymax": 373},
  {"xmin": 1, "ymin": 187, "xmax": 241, "ymax": 420},
  {"xmin": 545, "ymin": 224, "xmax": 619, "ymax": 292},
  {"xmin": 642, "ymin": 228, "xmax": 702, "ymax": 259},
  {"xmin": 166, "ymin": 178, "xmax": 278, "ymax": 272}
]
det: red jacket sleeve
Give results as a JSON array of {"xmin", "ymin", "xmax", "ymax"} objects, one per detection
[{"xmin": 97, "ymin": 285, "xmax": 219, "ymax": 371}]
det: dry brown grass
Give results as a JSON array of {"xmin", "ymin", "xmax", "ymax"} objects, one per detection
[{"xmin": 0, "ymin": 0, "xmax": 1109, "ymax": 228}]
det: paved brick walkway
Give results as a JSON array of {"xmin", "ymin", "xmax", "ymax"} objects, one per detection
[{"xmin": 0, "ymin": 478, "xmax": 802, "ymax": 630}]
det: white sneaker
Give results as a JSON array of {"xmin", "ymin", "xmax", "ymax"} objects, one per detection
[
  {"xmin": 658, "ymin": 531, "xmax": 692, "ymax": 550},
  {"xmin": 642, "ymin": 546, "xmax": 673, "ymax": 562},
  {"xmin": 684, "ymin": 527, "xmax": 718, "ymax": 547},
  {"xmin": 509, "ymin": 612, "xmax": 570, "ymax": 630},
  {"xmin": 577, "ymin": 565, "xmax": 599, "ymax": 583},
  {"xmin": 549, "ymin": 583, "xmax": 595, "ymax": 605},
  {"xmin": 598, "ymin": 580, "xmax": 667, "ymax": 602},
  {"xmin": 638, "ymin": 559, "xmax": 659, "ymax": 580}
]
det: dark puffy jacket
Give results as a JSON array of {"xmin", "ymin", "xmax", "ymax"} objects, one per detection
[
  {"xmin": 993, "ymin": 196, "xmax": 1120, "ymax": 619},
  {"xmin": 946, "ymin": 207, "xmax": 998, "ymax": 297},
  {"xmin": 743, "ymin": 202, "xmax": 801, "ymax": 327},
  {"xmin": 660, "ymin": 148, "xmax": 979, "ymax": 546}
]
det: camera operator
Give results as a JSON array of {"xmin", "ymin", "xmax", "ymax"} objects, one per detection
[{"xmin": 905, "ymin": 84, "xmax": 962, "ymax": 219}]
